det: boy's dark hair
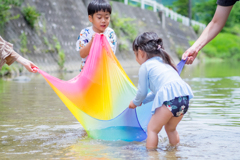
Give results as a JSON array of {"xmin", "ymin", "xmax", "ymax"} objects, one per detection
[
  {"xmin": 88, "ymin": 0, "xmax": 112, "ymax": 16},
  {"xmin": 133, "ymin": 32, "xmax": 177, "ymax": 71}
]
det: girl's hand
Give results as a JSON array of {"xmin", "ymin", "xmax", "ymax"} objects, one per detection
[{"xmin": 129, "ymin": 100, "xmax": 137, "ymax": 109}]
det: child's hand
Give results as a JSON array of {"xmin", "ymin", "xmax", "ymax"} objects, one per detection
[
  {"xmin": 129, "ymin": 100, "xmax": 137, "ymax": 109},
  {"xmin": 91, "ymin": 33, "xmax": 96, "ymax": 41}
]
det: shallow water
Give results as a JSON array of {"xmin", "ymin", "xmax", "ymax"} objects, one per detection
[{"xmin": 0, "ymin": 61, "xmax": 240, "ymax": 160}]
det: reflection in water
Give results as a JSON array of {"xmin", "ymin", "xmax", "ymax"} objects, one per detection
[{"xmin": 0, "ymin": 61, "xmax": 240, "ymax": 159}]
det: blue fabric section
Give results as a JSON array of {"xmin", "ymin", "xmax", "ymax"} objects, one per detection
[{"xmin": 176, "ymin": 59, "xmax": 187, "ymax": 75}]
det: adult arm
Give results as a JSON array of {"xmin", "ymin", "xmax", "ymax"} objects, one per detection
[
  {"xmin": 0, "ymin": 36, "xmax": 37, "ymax": 72},
  {"xmin": 182, "ymin": 5, "xmax": 233, "ymax": 64}
]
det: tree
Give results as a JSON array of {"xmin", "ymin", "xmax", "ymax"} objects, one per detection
[
  {"xmin": 171, "ymin": 0, "xmax": 189, "ymax": 17},
  {"xmin": 193, "ymin": 0, "xmax": 217, "ymax": 24}
]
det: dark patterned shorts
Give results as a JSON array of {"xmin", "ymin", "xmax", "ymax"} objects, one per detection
[{"xmin": 163, "ymin": 96, "xmax": 189, "ymax": 117}]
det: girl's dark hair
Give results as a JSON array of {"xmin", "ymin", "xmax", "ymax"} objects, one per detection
[
  {"xmin": 132, "ymin": 32, "xmax": 177, "ymax": 71},
  {"xmin": 88, "ymin": 0, "xmax": 112, "ymax": 16}
]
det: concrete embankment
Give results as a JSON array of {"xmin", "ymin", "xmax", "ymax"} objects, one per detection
[{"xmin": 4, "ymin": 0, "xmax": 197, "ymax": 74}]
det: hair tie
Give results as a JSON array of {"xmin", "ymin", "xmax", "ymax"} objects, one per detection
[{"xmin": 157, "ymin": 45, "xmax": 161, "ymax": 50}]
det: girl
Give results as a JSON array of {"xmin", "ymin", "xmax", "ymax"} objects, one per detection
[{"xmin": 128, "ymin": 32, "xmax": 193, "ymax": 149}]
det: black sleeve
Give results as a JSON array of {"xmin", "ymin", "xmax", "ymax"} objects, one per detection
[{"xmin": 217, "ymin": 0, "xmax": 239, "ymax": 6}]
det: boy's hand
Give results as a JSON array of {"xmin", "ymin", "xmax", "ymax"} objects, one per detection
[
  {"xmin": 91, "ymin": 33, "xmax": 96, "ymax": 41},
  {"xmin": 129, "ymin": 100, "xmax": 137, "ymax": 109}
]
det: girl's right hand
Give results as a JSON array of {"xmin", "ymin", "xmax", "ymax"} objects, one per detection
[{"xmin": 129, "ymin": 100, "xmax": 137, "ymax": 109}]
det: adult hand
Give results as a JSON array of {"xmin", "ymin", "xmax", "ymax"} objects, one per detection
[
  {"xmin": 16, "ymin": 56, "xmax": 38, "ymax": 73},
  {"xmin": 182, "ymin": 46, "xmax": 199, "ymax": 64},
  {"xmin": 129, "ymin": 100, "xmax": 137, "ymax": 109},
  {"xmin": 24, "ymin": 61, "xmax": 38, "ymax": 73}
]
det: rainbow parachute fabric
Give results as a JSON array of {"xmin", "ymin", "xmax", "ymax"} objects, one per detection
[{"xmin": 37, "ymin": 34, "xmax": 186, "ymax": 142}]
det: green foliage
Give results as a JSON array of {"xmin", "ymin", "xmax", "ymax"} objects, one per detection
[
  {"xmin": 33, "ymin": 45, "xmax": 37, "ymax": 50},
  {"xmin": 192, "ymin": 24, "xmax": 200, "ymax": 34},
  {"xmin": 193, "ymin": 0, "xmax": 217, "ymax": 24},
  {"xmin": 111, "ymin": 12, "xmax": 137, "ymax": 51},
  {"xmin": 0, "ymin": 64, "xmax": 11, "ymax": 76},
  {"xmin": 175, "ymin": 46, "xmax": 184, "ymax": 59},
  {"xmin": 58, "ymin": 50, "xmax": 65, "ymax": 69},
  {"xmin": 177, "ymin": 17, "xmax": 182, "ymax": 23},
  {"xmin": 146, "ymin": 5, "xmax": 153, "ymax": 11},
  {"xmin": 35, "ymin": 16, "xmax": 47, "ymax": 35},
  {"xmin": 0, "ymin": 0, "xmax": 22, "ymax": 33},
  {"xmin": 22, "ymin": 4, "xmax": 40, "ymax": 28},
  {"xmin": 193, "ymin": 0, "xmax": 240, "ymax": 28},
  {"xmin": 20, "ymin": 32, "xmax": 29, "ymax": 54},
  {"xmin": 189, "ymin": 40, "xmax": 195, "ymax": 46},
  {"xmin": 53, "ymin": 36, "xmax": 65, "ymax": 69},
  {"xmin": 224, "ymin": 3, "xmax": 240, "ymax": 28},
  {"xmin": 171, "ymin": 0, "xmax": 190, "ymax": 17},
  {"xmin": 43, "ymin": 36, "xmax": 54, "ymax": 53},
  {"xmin": 202, "ymin": 33, "xmax": 240, "ymax": 61},
  {"xmin": 118, "ymin": 38, "xmax": 128, "ymax": 52},
  {"xmin": 223, "ymin": 24, "xmax": 240, "ymax": 36},
  {"xmin": 128, "ymin": 2, "xmax": 141, "ymax": 8},
  {"xmin": 111, "ymin": 0, "xmax": 124, "ymax": 2}
]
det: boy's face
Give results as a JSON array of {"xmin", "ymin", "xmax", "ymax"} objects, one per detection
[{"xmin": 89, "ymin": 10, "xmax": 110, "ymax": 33}]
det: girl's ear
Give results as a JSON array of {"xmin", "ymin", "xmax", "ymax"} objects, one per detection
[
  {"xmin": 88, "ymin": 15, "xmax": 93, "ymax": 23},
  {"xmin": 138, "ymin": 49, "xmax": 145, "ymax": 58}
]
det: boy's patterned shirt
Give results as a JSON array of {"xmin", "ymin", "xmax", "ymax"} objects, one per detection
[{"xmin": 76, "ymin": 26, "xmax": 117, "ymax": 68}]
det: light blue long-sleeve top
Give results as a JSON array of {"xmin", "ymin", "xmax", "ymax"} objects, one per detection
[{"xmin": 132, "ymin": 56, "xmax": 194, "ymax": 114}]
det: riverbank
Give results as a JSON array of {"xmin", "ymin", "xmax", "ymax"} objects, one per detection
[{"xmin": 2, "ymin": 0, "xmax": 197, "ymax": 75}]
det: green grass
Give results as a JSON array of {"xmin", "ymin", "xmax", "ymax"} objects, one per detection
[
  {"xmin": 20, "ymin": 32, "xmax": 29, "ymax": 54},
  {"xmin": 192, "ymin": 25, "xmax": 200, "ymax": 34},
  {"xmin": 110, "ymin": 12, "xmax": 137, "ymax": 51},
  {"xmin": 53, "ymin": 36, "xmax": 65, "ymax": 69},
  {"xmin": 202, "ymin": 33, "xmax": 240, "ymax": 61},
  {"xmin": 22, "ymin": 4, "xmax": 40, "ymax": 28}
]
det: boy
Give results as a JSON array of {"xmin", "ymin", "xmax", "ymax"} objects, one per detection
[{"xmin": 76, "ymin": 0, "xmax": 117, "ymax": 71}]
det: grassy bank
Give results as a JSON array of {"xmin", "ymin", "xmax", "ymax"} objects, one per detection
[{"xmin": 202, "ymin": 33, "xmax": 240, "ymax": 61}]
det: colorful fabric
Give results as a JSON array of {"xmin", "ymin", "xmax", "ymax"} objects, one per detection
[
  {"xmin": 76, "ymin": 26, "xmax": 117, "ymax": 69},
  {"xmin": 38, "ymin": 34, "xmax": 188, "ymax": 141},
  {"xmin": 164, "ymin": 96, "xmax": 189, "ymax": 117}
]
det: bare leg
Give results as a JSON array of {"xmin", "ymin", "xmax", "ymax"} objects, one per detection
[
  {"xmin": 146, "ymin": 105, "xmax": 173, "ymax": 149},
  {"xmin": 165, "ymin": 115, "xmax": 183, "ymax": 146}
]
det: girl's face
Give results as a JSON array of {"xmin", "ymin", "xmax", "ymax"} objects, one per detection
[
  {"xmin": 89, "ymin": 10, "xmax": 110, "ymax": 33},
  {"xmin": 135, "ymin": 50, "xmax": 148, "ymax": 65}
]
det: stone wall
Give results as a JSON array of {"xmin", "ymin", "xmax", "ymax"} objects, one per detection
[{"xmin": 3, "ymin": 0, "xmax": 197, "ymax": 73}]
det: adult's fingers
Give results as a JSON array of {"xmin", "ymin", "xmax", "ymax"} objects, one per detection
[
  {"xmin": 186, "ymin": 57, "xmax": 194, "ymax": 64},
  {"xmin": 182, "ymin": 50, "xmax": 189, "ymax": 60},
  {"xmin": 25, "ymin": 64, "xmax": 33, "ymax": 72}
]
